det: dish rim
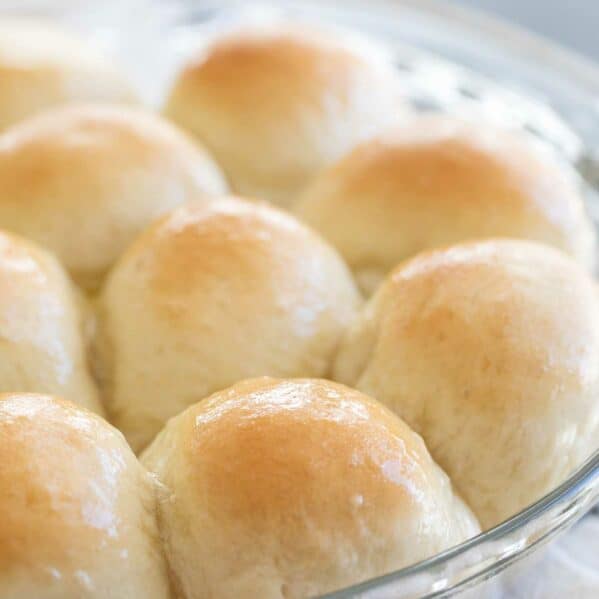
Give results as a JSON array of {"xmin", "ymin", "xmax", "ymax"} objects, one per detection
[
  {"xmin": 183, "ymin": 1, "xmax": 599, "ymax": 595},
  {"xmin": 7, "ymin": 0, "xmax": 599, "ymax": 596},
  {"xmin": 322, "ymin": 451, "xmax": 599, "ymax": 597},
  {"xmin": 310, "ymin": 1, "xmax": 599, "ymax": 595}
]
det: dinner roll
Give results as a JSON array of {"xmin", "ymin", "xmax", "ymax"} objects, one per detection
[
  {"xmin": 0, "ymin": 232, "xmax": 102, "ymax": 414},
  {"xmin": 296, "ymin": 116, "xmax": 596, "ymax": 294},
  {"xmin": 0, "ymin": 393, "xmax": 171, "ymax": 598},
  {"xmin": 0, "ymin": 103, "xmax": 227, "ymax": 291},
  {"xmin": 141, "ymin": 377, "xmax": 480, "ymax": 599},
  {"xmin": 98, "ymin": 198, "xmax": 361, "ymax": 451},
  {"xmin": 334, "ymin": 240, "xmax": 599, "ymax": 529},
  {"xmin": 164, "ymin": 25, "xmax": 403, "ymax": 207},
  {"xmin": 0, "ymin": 19, "xmax": 136, "ymax": 131}
]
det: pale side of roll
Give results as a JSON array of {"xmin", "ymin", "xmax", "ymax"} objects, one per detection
[
  {"xmin": 0, "ymin": 393, "xmax": 172, "ymax": 598},
  {"xmin": 0, "ymin": 231, "xmax": 102, "ymax": 414},
  {"xmin": 296, "ymin": 116, "xmax": 596, "ymax": 294},
  {"xmin": 164, "ymin": 25, "xmax": 404, "ymax": 207},
  {"xmin": 97, "ymin": 198, "xmax": 362, "ymax": 451},
  {"xmin": 0, "ymin": 104, "xmax": 228, "ymax": 291},
  {"xmin": 141, "ymin": 377, "xmax": 480, "ymax": 599},
  {"xmin": 0, "ymin": 19, "xmax": 137, "ymax": 130},
  {"xmin": 334, "ymin": 239, "xmax": 599, "ymax": 529}
]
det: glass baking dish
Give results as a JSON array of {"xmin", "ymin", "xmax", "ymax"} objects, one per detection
[{"xmin": 2, "ymin": 0, "xmax": 598, "ymax": 597}]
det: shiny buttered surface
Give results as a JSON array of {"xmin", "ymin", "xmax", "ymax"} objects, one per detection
[
  {"xmin": 97, "ymin": 198, "xmax": 361, "ymax": 452},
  {"xmin": 141, "ymin": 378, "xmax": 480, "ymax": 599},
  {"xmin": 0, "ymin": 104, "xmax": 227, "ymax": 291},
  {"xmin": 0, "ymin": 19, "xmax": 136, "ymax": 131},
  {"xmin": 334, "ymin": 240, "xmax": 599, "ymax": 529},
  {"xmin": 0, "ymin": 232, "xmax": 102, "ymax": 414},
  {"xmin": 164, "ymin": 26, "xmax": 403, "ymax": 207},
  {"xmin": 0, "ymin": 393, "xmax": 171, "ymax": 598},
  {"xmin": 0, "ymin": 15, "xmax": 597, "ymax": 599},
  {"xmin": 296, "ymin": 116, "xmax": 597, "ymax": 294}
]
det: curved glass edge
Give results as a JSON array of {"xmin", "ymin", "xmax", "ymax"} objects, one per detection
[
  {"xmin": 140, "ymin": 0, "xmax": 599, "ymax": 166},
  {"xmin": 2, "ymin": 1, "xmax": 597, "ymax": 597},
  {"xmin": 151, "ymin": 0, "xmax": 599, "ymax": 95},
  {"xmin": 322, "ymin": 451, "xmax": 599, "ymax": 598},
  {"xmin": 148, "ymin": 2, "xmax": 598, "ymax": 596},
  {"xmin": 393, "ymin": 0, "xmax": 599, "ymax": 96},
  {"xmin": 13, "ymin": 0, "xmax": 599, "ymax": 164},
  {"xmin": 138, "ymin": 10, "xmax": 596, "ymax": 595}
]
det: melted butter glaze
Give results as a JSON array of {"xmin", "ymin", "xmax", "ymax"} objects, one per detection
[
  {"xmin": 142, "ymin": 378, "xmax": 479, "ymax": 599},
  {"xmin": 0, "ymin": 232, "xmax": 102, "ymax": 414},
  {"xmin": 0, "ymin": 393, "xmax": 171, "ymax": 598}
]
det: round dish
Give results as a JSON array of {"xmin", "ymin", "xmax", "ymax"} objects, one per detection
[{"xmin": 3, "ymin": 1, "xmax": 599, "ymax": 597}]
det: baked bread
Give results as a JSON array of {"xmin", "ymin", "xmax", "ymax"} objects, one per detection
[
  {"xmin": 0, "ymin": 18, "xmax": 136, "ymax": 130},
  {"xmin": 0, "ymin": 103, "xmax": 227, "ymax": 291},
  {"xmin": 141, "ymin": 377, "xmax": 480, "ymax": 599},
  {"xmin": 97, "ymin": 198, "xmax": 361, "ymax": 451},
  {"xmin": 0, "ymin": 393, "xmax": 171, "ymax": 598},
  {"xmin": 334, "ymin": 239, "xmax": 599, "ymax": 529},
  {"xmin": 164, "ymin": 25, "xmax": 403, "ymax": 207},
  {"xmin": 296, "ymin": 116, "xmax": 596, "ymax": 294},
  {"xmin": 0, "ymin": 231, "xmax": 102, "ymax": 414}
]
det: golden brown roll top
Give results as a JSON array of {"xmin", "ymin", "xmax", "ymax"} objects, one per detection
[
  {"xmin": 334, "ymin": 239, "xmax": 599, "ymax": 529},
  {"xmin": 296, "ymin": 116, "xmax": 596, "ymax": 294},
  {"xmin": 97, "ymin": 198, "xmax": 361, "ymax": 451},
  {"xmin": 0, "ymin": 393, "xmax": 171, "ymax": 598},
  {"xmin": 0, "ymin": 231, "xmax": 102, "ymax": 414},
  {"xmin": 0, "ymin": 103, "xmax": 227, "ymax": 291},
  {"xmin": 164, "ymin": 25, "xmax": 403, "ymax": 207},
  {"xmin": 0, "ymin": 19, "xmax": 137, "ymax": 130},
  {"xmin": 141, "ymin": 378, "xmax": 480, "ymax": 599}
]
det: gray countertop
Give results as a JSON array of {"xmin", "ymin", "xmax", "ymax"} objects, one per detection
[{"xmin": 451, "ymin": 0, "xmax": 599, "ymax": 62}]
